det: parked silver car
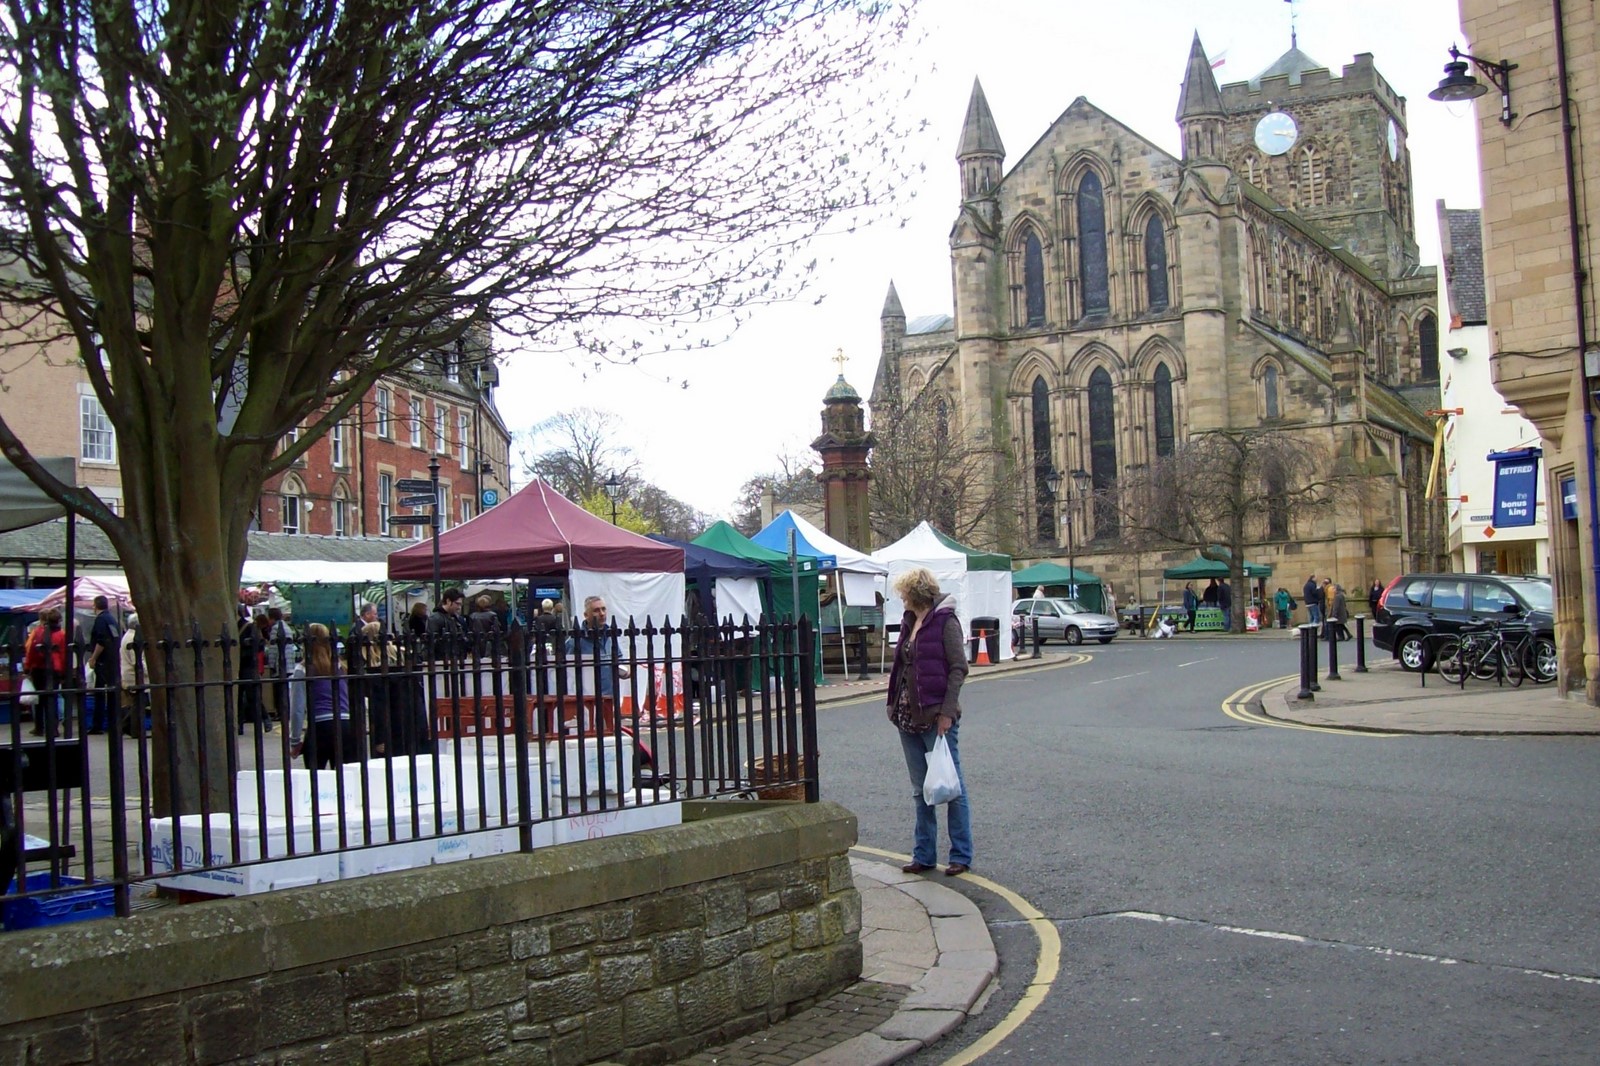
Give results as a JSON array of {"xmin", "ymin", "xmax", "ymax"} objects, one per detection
[{"xmin": 1011, "ymin": 597, "xmax": 1118, "ymax": 645}]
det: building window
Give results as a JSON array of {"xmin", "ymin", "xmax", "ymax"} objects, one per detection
[
  {"xmin": 1031, "ymin": 376, "xmax": 1054, "ymax": 542},
  {"xmin": 1264, "ymin": 363, "xmax": 1280, "ymax": 419},
  {"xmin": 1299, "ymin": 146, "xmax": 1323, "ymax": 209},
  {"xmin": 378, "ymin": 472, "xmax": 392, "ymax": 533},
  {"xmin": 1144, "ymin": 215, "xmax": 1169, "ymax": 312},
  {"xmin": 1266, "ymin": 465, "xmax": 1289, "ymax": 539},
  {"xmin": 79, "ymin": 392, "xmax": 116, "ymax": 464},
  {"xmin": 408, "ymin": 395, "xmax": 423, "ymax": 449},
  {"xmin": 1023, "ymin": 232, "xmax": 1046, "ymax": 327},
  {"xmin": 445, "ymin": 348, "xmax": 461, "ymax": 383},
  {"xmin": 280, "ymin": 492, "xmax": 301, "ymax": 535},
  {"xmin": 1418, "ymin": 312, "xmax": 1439, "ymax": 380},
  {"xmin": 1078, "ymin": 171, "xmax": 1110, "ymax": 316},
  {"xmin": 1088, "ymin": 367, "xmax": 1118, "ymax": 537},
  {"xmin": 460, "ymin": 498, "xmax": 473, "ymax": 526},
  {"xmin": 434, "ymin": 406, "xmax": 447, "ymax": 454},
  {"xmin": 332, "ymin": 494, "xmax": 349, "ymax": 537},
  {"xmin": 458, "ymin": 411, "xmax": 471, "ymax": 466},
  {"xmin": 1153, "ymin": 363, "xmax": 1175, "ymax": 457},
  {"xmin": 330, "ymin": 420, "xmax": 347, "ymax": 468},
  {"xmin": 375, "ymin": 388, "xmax": 392, "ymax": 439}
]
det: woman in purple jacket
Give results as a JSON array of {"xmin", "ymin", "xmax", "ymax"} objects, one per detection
[{"xmin": 885, "ymin": 568, "xmax": 973, "ymax": 877}]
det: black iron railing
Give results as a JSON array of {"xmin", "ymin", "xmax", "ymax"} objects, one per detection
[{"xmin": 0, "ymin": 616, "xmax": 816, "ymax": 924}]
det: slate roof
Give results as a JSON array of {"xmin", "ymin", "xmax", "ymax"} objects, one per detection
[
  {"xmin": 0, "ymin": 521, "xmax": 399, "ymax": 568},
  {"xmin": 906, "ymin": 314, "xmax": 953, "ymax": 335},
  {"xmin": 1442, "ymin": 208, "xmax": 1487, "ymax": 325},
  {"xmin": 1251, "ymin": 46, "xmax": 1326, "ymax": 87}
]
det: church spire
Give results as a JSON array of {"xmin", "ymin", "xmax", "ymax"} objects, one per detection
[
  {"xmin": 957, "ymin": 78, "xmax": 1004, "ymax": 204},
  {"xmin": 881, "ymin": 281, "xmax": 904, "ymax": 320},
  {"xmin": 1176, "ymin": 33, "xmax": 1226, "ymax": 161}
]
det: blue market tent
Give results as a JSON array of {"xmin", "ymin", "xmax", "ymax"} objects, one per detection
[{"xmin": 647, "ymin": 534, "xmax": 767, "ymax": 623}]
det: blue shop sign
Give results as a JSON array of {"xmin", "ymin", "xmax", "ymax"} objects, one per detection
[
  {"xmin": 1561, "ymin": 476, "xmax": 1578, "ymax": 520},
  {"xmin": 1488, "ymin": 447, "xmax": 1541, "ymax": 528}
]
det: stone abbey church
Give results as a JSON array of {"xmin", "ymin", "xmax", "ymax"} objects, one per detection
[{"xmin": 873, "ymin": 35, "xmax": 1446, "ymax": 589}]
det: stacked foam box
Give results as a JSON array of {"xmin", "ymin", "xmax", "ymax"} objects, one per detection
[{"xmin": 146, "ymin": 812, "xmax": 346, "ymax": 895}]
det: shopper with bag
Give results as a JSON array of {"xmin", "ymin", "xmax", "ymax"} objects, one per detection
[{"xmin": 885, "ymin": 567, "xmax": 973, "ymax": 878}]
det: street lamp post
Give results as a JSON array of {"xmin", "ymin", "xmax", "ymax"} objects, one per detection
[
  {"xmin": 1067, "ymin": 468, "xmax": 1091, "ymax": 601},
  {"xmin": 604, "ymin": 472, "xmax": 622, "ymax": 525}
]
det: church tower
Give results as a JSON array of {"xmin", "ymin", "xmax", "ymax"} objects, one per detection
[
  {"xmin": 1176, "ymin": 33, "xmax": 1226, "ymax": 161},
  {"xmin": 813, "ymin": 360, "xmax": 874, "ymax": 550}
]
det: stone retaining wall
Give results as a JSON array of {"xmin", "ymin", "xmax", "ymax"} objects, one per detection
[{"xmin": 0, "ymin": 801, "xmax": 860, "ymax": 1065}]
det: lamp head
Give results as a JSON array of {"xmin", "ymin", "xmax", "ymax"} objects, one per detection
[
  {"xmin": 604, "ymin": 472, "xmax": 623, "ymax": 501},
  {"xmin": 1070, "ymin": 467, "xmax": 1092, "ymax": 492},
  {"xmin": 1043, "ymin": 466, "xmax": 1063, "ymax": 497},
  {"xmin": 1429, "ymin": 58, "xmax": 1486, "ymax": 103}
]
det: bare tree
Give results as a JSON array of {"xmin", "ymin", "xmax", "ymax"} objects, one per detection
[
  {"xmin": 0, "ymin": 0, "xmax": 912, "ymax": 813},
  {"xmin": 1108, "ymin": 428, "xmax": 1369, "ymax": 632},
  {"xmin": 730, "ymin": 449, "xmax": 822, "ymax": 534},
  {"xmin": 518, "ymin": 408, "xmax": 637, "ymax": 502},
  {"xmin": 868, "ymin": 374, "xmax": 1008, "ymax": 546}
]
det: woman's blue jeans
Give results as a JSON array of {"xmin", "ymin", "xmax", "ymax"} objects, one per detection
[{"xmin": 898, "ymin": 720, "xmax": 972, "ymax": 867}]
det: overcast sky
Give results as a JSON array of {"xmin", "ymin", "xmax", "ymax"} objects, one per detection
[{"xmin": 496, "ymin": 0, "xmax": 1482, "ymax": 520}]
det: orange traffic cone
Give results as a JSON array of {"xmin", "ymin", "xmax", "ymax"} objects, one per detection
[{"xmin": 975, "ymin": 630, "xmax": 992, "ymax": 666}]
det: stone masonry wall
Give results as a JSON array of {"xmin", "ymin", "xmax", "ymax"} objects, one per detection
[{"xmin": 0, "ymin": 802, "xmax": 861, "ymax": 1066}]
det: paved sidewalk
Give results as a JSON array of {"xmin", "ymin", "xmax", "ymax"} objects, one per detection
[
  {"xmin": 670, "ymin": 856, "xmax": 997, "ymax": 1066},
  {"xmin": 1263, "ymin": 655, "xmax": 1600, "ymax": 734}
]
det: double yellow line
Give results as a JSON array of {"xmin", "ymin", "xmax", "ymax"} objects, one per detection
[
  {"xmin": 1222, "ymin": 675, "xmax": 1400, "ymax": 736},
  {"xmin": 852, "ymin": 845, "xmax": 1060, "ymax": 1065}
]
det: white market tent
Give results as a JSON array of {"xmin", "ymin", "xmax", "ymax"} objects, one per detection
[
  {"xmin": 240, "ymin": 560, "xmax": 390, "ymax": 586},
  {"xmin": 872, "ymin": 522, "xmax": 1016, "ymax": 661}
]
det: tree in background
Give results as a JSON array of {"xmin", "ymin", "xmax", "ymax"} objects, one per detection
[
  {"xmin": 868, "ymin": 370, "xmax": 1009, "ymax": 545},
  {"xmin": 1107, "ymin": 429, "xmax": 1373, "ymax": 632},
  {"xmin": 730, "ymin": 450, "xmax": 824, "ymax": 534},
  {"xmin": 0, "ymin": 0, "xmax": 912, "ymax": 814}
]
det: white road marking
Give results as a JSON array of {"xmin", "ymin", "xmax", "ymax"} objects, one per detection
[
  {"xmin": 1110, "ymin": 911, "xmax": 1600, "ymax": 985},
  {"xmin": 1090, "ymin": 671, "xmax": 1150, "ymax": 685},
  {"xmin": 1177, "ymin": 657, "xmax": 1218, "ymax": 668}
]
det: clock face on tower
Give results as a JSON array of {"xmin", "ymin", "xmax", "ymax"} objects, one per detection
[
  {"xmin": 1386, "ymin": 117, "xmax": 1399, "ymax": 161},
  {"xmin": 1254, "ymin": 111, "xmax": 1299, "ymax": 156}
]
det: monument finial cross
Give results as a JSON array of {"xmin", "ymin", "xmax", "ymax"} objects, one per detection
[{"xmin": 832, "ymin": 347, "xmax": 848, "ymax": 375}]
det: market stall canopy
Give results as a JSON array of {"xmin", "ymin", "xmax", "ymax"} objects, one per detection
[
  {"xmin": 386, "ymin": 479, "xmax": 684, "ymax": 580},
  {"xmin": 0, "ymin": 456, "xmax": 76, "ymax": 534},
  {"xmin": 240, "ymin": 560, "xmax": 391, "ymax": 585},
  {"xmin": 649, "ymin": 534, "xmax": 766, "ymax": 623},
  {"xmin": 753, "ymin": 510, "xmax": 885, "ymax": 607},
  {"xmin": 1161, "ymin": 555, "xmax": 1274, "ymax": 580},
  {"xmin": 692, "ymin": 521, "xmax": 823, "ymax": 629},
  {"xmin": 17, "ymin": 574, "xmax": 133, "ymax": 612},
  {"xmin": 1011, "ymin": 561, "xmax": 1101, "ymax": 588},
  {"xmin": 928, "ymin": 527, "xmax": 1011, "ymax": 571}
]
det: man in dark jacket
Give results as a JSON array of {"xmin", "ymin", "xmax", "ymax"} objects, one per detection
[
  {"xmin": 85, "ymin": 594, "xmax": 120, "ymax": 735},
  {"xmin": 1303, "ymin": 574, "xmax": 1323, "ymax": 626},
  {"xmin": 426, "ymin": 589, "xmax": 469, "ymax": 660}
]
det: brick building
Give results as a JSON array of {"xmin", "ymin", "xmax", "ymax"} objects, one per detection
[{"xmin": 873, "ymin": 36, "xmax": 1446, "ymax": 597}]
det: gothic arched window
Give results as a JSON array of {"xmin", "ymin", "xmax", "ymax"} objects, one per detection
[
  {"xmin": 1087, "ymin": 367, "xmax": 1118, "ymax": 537},
  {"xmin": 1078, "ymin": 172, "xmax": 1110, "ymax": 317},
  {"xmin": 1031, "ymin": 376, "xmax": 1054, "ymax": 541},
  {"xmin": 1153, "ymin": 363, "xmax": 1175, "ymax": 457},
  {"xmin": 1023, "ymin": 232, "xmax": 1046, "ymax": 327},
  {"xmin": 1264, "ymin": 364, "xmax": 1280, "ymax": 420},
  {"xmin": 1299, "ymin": 146, "xmax": 1322, "ymax": 208},
  {"xmin": 1266, "ymin": 464, "xmax": 1289, "ymax": 540},
  {"xmin": 1418, "ymin": 312, "xmax": 1439, "ymax": 380},
  {"xmin": 1144, "ymin": 215, "xmax": 1169, "ymax": 312}
]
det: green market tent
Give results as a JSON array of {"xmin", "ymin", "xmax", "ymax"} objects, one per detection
[
  {"xmin": 692, "ymin": 521, "xmax": 824, "ymax": 683},
  {"xmin": 1011, "ymin": 561, "xmax": 1105, "ymax": 613},
  {"xmin": 929, "ymin": 528, "xmax": 1012, "ymax": 571},
  {"xmin": 1161, "ymin": 555, "xmax": 1274, "ymax": 580}
]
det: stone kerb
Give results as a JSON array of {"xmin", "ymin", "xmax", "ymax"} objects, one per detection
[{"xmin": 0, "ymin": 801, "xmax": 862, "ymax": 1066}]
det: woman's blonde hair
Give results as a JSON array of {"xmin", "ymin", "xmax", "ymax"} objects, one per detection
[
  {"xmin": 893, "ymin": 567, "xmax": 941, "ymax": 610},
  {"xmin": 305, "ymin": 622, "xmax": 335, "ymax": 677},
  {"xmin": 361, "ymin": 620, "xmax": 401, "ymax": 667}
]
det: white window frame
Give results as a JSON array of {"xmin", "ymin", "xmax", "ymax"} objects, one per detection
[
  {"xmin": 378, "ymin": 472, "xmax": 393, "ymax": 533},
  {"xmin": 332, "ymin": 495, "xmax": 349, "ymax": 537},
  {"xmin": 330, "ymin": 420, "xmax": 347, "ymax": 468},
  {"xmin": 409, "ymin": 396, "xmax": 423, "ymax": 449},
  {"xmin": 458, "ymin": 411, "xmax": 470, "ymax": 466},
  {"xmin": 79, "ymin": 389, "xmax": 117, "ymax": 464},
  {"xmin": 281, "ymin": 492, "xmax": 301, "ymax": 535},
  {"xmin": 376, "ymin": 388, "xmax": 392, "ymax": 439},
  {"xmin": 460, "ymin": 498, "xmax": 473, "ymax": 526},
  {"xmin": 434, "ymin": 406, "xmax": 447, "ymax": 454}
]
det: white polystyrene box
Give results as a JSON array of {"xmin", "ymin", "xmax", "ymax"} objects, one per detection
[
  {"xmin": 543, "ymin": 736, "xmax": 634, "ymax": 799},
  {"xmin": 551, "ymin": 801, "xmax": 682, "ymax": 844},
  {"xmin": 233, "ymin": 768, "xmax": 350, "ymax": 819},
  {"xmin": 146, "ymin": 813, "xmax": 347, "ymax": 895}
]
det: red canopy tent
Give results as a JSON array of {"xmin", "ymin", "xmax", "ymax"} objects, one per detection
[{"xmin": 387, "ymin": 480, "xmax": 682, "ymax": 580}]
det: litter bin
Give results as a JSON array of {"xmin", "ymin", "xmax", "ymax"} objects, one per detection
[{"xmin": 968, "ymin": 617, "xmax": 1001, "ymax": 663}]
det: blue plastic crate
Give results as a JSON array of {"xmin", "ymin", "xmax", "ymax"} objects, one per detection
[{"xmin": 2, "ymin": 873, "xmax": 116, "ymax": 931}]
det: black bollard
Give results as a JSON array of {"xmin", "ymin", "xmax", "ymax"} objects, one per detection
[
  {"xmin": 1326, "ymin": 620, "xmax": 1341, "ymax": 680},
  {"xmin": 1354, "ymin": 616, "xmax": 1368, "ymax": 673},
  {"xmin": 1031, "ymin": 617, "xmax": 1041, "ymax": 660},
  {"xmin": 1297, "ymin": 623, "xmax": 1316, "ymax": 700}
]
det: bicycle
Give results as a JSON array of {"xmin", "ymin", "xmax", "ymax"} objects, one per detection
[{"xmin": 1436, "ymin": 620, "xmax": 1557, "ymax": 686}]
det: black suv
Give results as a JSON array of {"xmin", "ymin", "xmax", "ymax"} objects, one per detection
[{"xmin": 1373, "ymin": 573, "xmax": 1554, "ymax": 670}]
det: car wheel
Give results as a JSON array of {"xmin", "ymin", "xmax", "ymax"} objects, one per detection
[
  {"xmin": 1097, "ymin": 636, "xmax": 1115, "ymax": 644},
  {"xmin": 1064, "ymin": 626, "xmax": 1083, "ymax": 646},
  {"xmin": 1527, "ymin": 638, "xmax": 1558, "ymax": 683},
  {"xmin": 1396, "ymin": 631, "xmax": 1429, "ymax": 671}
]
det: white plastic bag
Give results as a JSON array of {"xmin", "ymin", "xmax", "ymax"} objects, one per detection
[
  {"xmin": 922, "ymin": 734, "xmax": 962, "ymax": 806},
  {"xmin": 16, "ymin": 675, "xmax": 37, "ymax": 708}
]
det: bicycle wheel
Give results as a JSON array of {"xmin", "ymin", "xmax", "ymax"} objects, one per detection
[
  {"xmin": 1523, "ymin": 638, "xmax": 1558, "ymax": 684},
  {"xmin": 1436, "ymin": 640, "xmax": 1468, "ymax": 685},
  {"xmin": 1470, "ymin": 642, "xmax": 1501, "ymax": 680}
]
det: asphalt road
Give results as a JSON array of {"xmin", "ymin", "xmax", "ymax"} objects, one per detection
[{"xmin": 821, "ymin": 637, "xmax": 1600, "ymax": 1065}]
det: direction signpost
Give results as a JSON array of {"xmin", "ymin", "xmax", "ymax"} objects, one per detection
[
  {"xmin": 395, "ymin": 478, "xmax": 434, "ymax": 495},
  {"xmin": 399, "ymin": 494, "xmax": 438, "ymax": 508},
  {"xmin": 390, "ymin": 463, "xmax": 444, "ymax": 604}
]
